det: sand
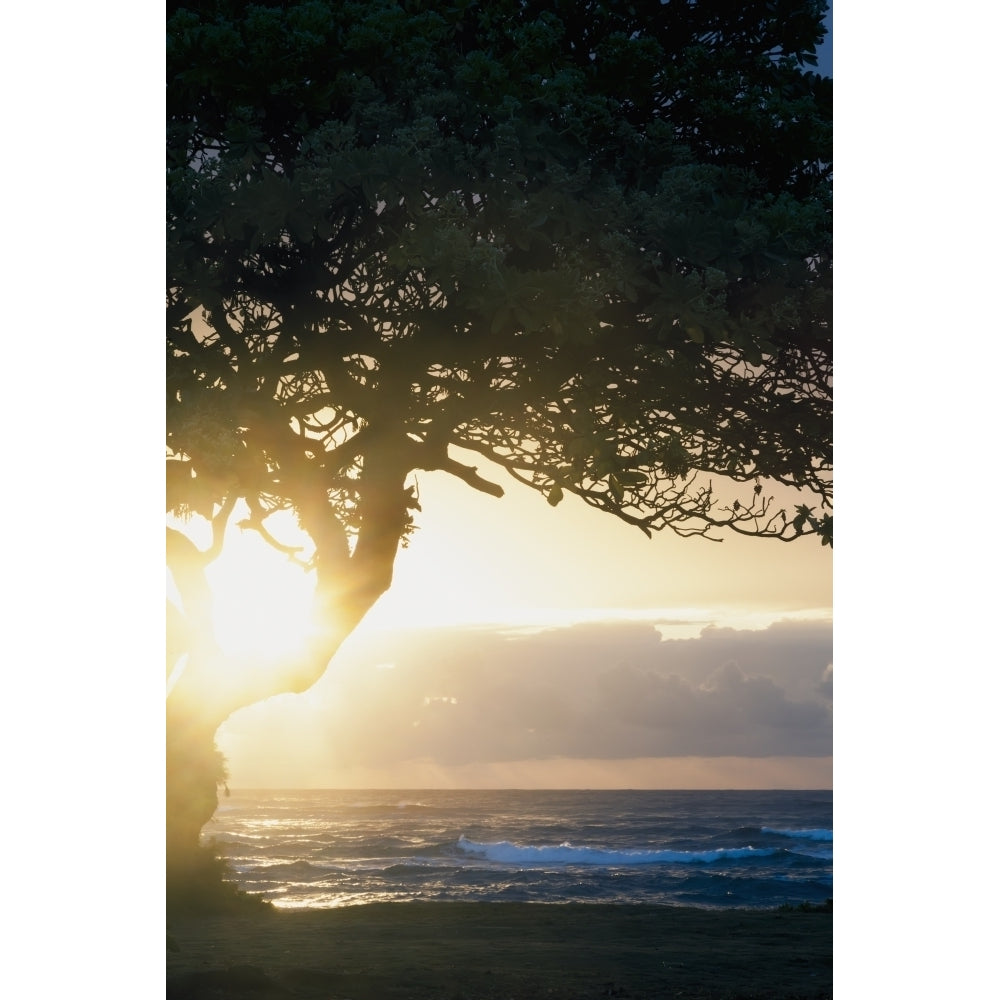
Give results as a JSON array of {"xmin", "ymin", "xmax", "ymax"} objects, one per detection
[{"xmin": 166, "ymin": 901, "xmax": 832, "ymax": 999}]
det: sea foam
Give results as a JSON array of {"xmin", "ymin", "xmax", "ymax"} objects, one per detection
[
  {"xmin": 456, "ymin": 835, "xmax": 777, "ymax": 866},
  {"xmin": 762, "ymin": 826, "xmax": 833, "ymax": 842}
]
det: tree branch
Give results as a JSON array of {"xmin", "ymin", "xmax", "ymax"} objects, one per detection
[
  {"xmin": 418, "ymin": 449, "xmax": 505, "ymax": 498},
  {"xmin": 237, "ymin": 495, "xmax": 308, "ymax": 564},
  {"xmin": 205, "ymin": 493, "xmax": 238, "ymax": 563}
]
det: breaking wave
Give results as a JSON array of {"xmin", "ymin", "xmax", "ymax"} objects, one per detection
[
  {"xmin": 456, "ymin": 835, "xmax": 779, "ymax": 866},
  {"xmin": 762, "ymin": 827, "xmax": 833, "ymax": 842}
]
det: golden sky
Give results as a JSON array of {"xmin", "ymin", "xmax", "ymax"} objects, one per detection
[{"xmin": 179, "ymin": 461, "xmax": 833, "ymax": 790}]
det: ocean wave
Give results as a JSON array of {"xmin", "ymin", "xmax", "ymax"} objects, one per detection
[
  {"xmin": 340, "ymin": 800, "xmax": 438, "ymax": 814},
  {"xmin": 258, "ymin": 859, "xmax": 324, "ymax": 875},
  {"xmin": 456, "ymin": 835, "xmax": 780, "ymax": 866},
  {"xmin": 762, "ymin": 827, "xmax": 833, "ymax": 842},
  {"xmin": 211, "ymin": 789, "xmax": 833, "ymax": 910}
]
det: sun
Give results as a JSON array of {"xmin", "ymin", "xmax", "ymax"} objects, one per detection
[
  {"xmin": 168, "ymin": 507, "xmax": 320, "ymax": 662},
  {"xmin": 206, "ymin": 514, "xmax": 319, "ymax": 660}
]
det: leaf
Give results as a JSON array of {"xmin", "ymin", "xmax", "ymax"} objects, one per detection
[
  {"xmin": 546, "ymin": 485, "xmax": 563, "ymax": 507},
  {"xmin": 615, "ymin": 470, "xmax": 646, "ymax": 487},
  {"xmin": 608, "ymin": 474, "xmax": 624, "ymax": 504}
]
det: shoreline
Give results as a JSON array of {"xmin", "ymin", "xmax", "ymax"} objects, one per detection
[{"xmin": 167, "ymin": 900, "xmax": 832, "ymax": 999}]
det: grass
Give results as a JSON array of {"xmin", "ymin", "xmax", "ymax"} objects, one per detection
[{"xmin": 166, "ymin": 900, "xmax": 832, "ymax": 999}]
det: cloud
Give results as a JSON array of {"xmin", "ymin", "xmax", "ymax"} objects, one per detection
[
  {"xmin": 593, "ymin": 657, "xmax": 829, "ymax": 757},
  {"xmin": 220, "ymin": 618, "xmax": 832, "ymax": 777}
]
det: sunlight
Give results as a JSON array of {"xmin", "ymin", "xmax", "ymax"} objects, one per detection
[
  {"xmin": 205, "ymin": 520, "xmax": 318, "ymax": 660},
  {"xmin": 168, "ymin": 473, "xmax": 833, "ymax": 661},
  {"xmin": 168, "ymin": 507, "xmax": 320, "ymax": 662}
]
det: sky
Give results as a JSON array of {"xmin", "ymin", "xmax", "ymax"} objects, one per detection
[
  {"xmin": 171, "ymin": 11, "xmax": 837, "ymax": 791},
  {"xmin": 195, "ymin": 442, "xmax": 833, "ymax": 789}
]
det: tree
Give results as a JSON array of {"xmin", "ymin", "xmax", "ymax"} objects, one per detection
[{"xmin": 166, "ymin": 0, "xmax": 831, "ymax": 904}]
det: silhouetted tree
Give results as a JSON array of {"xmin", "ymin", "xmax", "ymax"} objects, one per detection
[{"xmin": 166, "ymin": 0, "xmax": 831, "ymax": 902}]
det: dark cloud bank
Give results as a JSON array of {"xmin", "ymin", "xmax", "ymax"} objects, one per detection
[{"xmin": 236, "ymin": 619, "xmax": 832, "ymax": 770}]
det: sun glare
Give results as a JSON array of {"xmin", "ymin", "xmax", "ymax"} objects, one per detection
[
  {"xmin": 205, "ymin": 523, "xmax": 318, "ymax": 660},
  {"xmin": 168, "ymin": 467, "xmax": 833, "ymax": 660},
  {"xmin": 168, "ymin": 508, "xmax": 320, "ymax": 662}
]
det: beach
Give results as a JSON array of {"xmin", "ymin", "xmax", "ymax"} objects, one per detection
[{"xmin": 166, "ymin": 901, "xmax": 832, "ymax": 999}]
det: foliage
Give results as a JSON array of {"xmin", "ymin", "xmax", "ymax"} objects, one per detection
[
  {"xmin": 167, "ymin": 0, "xmax": 832, "ymax": 555},
  {"xmin": 165, "ymin": 733, "xmax": 244, "ymax": 910},
  {"xmin": 166, "ymin": 837, "xmax": 273, "ymax": 915}
]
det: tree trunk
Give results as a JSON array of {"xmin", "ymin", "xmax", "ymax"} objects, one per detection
[
  {"xmin": 166, "ymin": 453, "xmax": 415, "ymax": 909},
  {"xmin": 165, "ymin": 706, "xmax": 231, "ymax": 909}
]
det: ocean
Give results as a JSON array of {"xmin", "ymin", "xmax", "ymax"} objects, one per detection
[{"xmin": 206, "ymin": 789, "xmax": 831, "ymax": 910}]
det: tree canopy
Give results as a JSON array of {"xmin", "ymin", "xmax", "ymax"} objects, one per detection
[
  {"xmin": 165, "ymin": 0, "xmax": 831, "ymax": 832},
  {"xmin": 168, "ymin": 0, "xmax": 830, "ymax": 548}
]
